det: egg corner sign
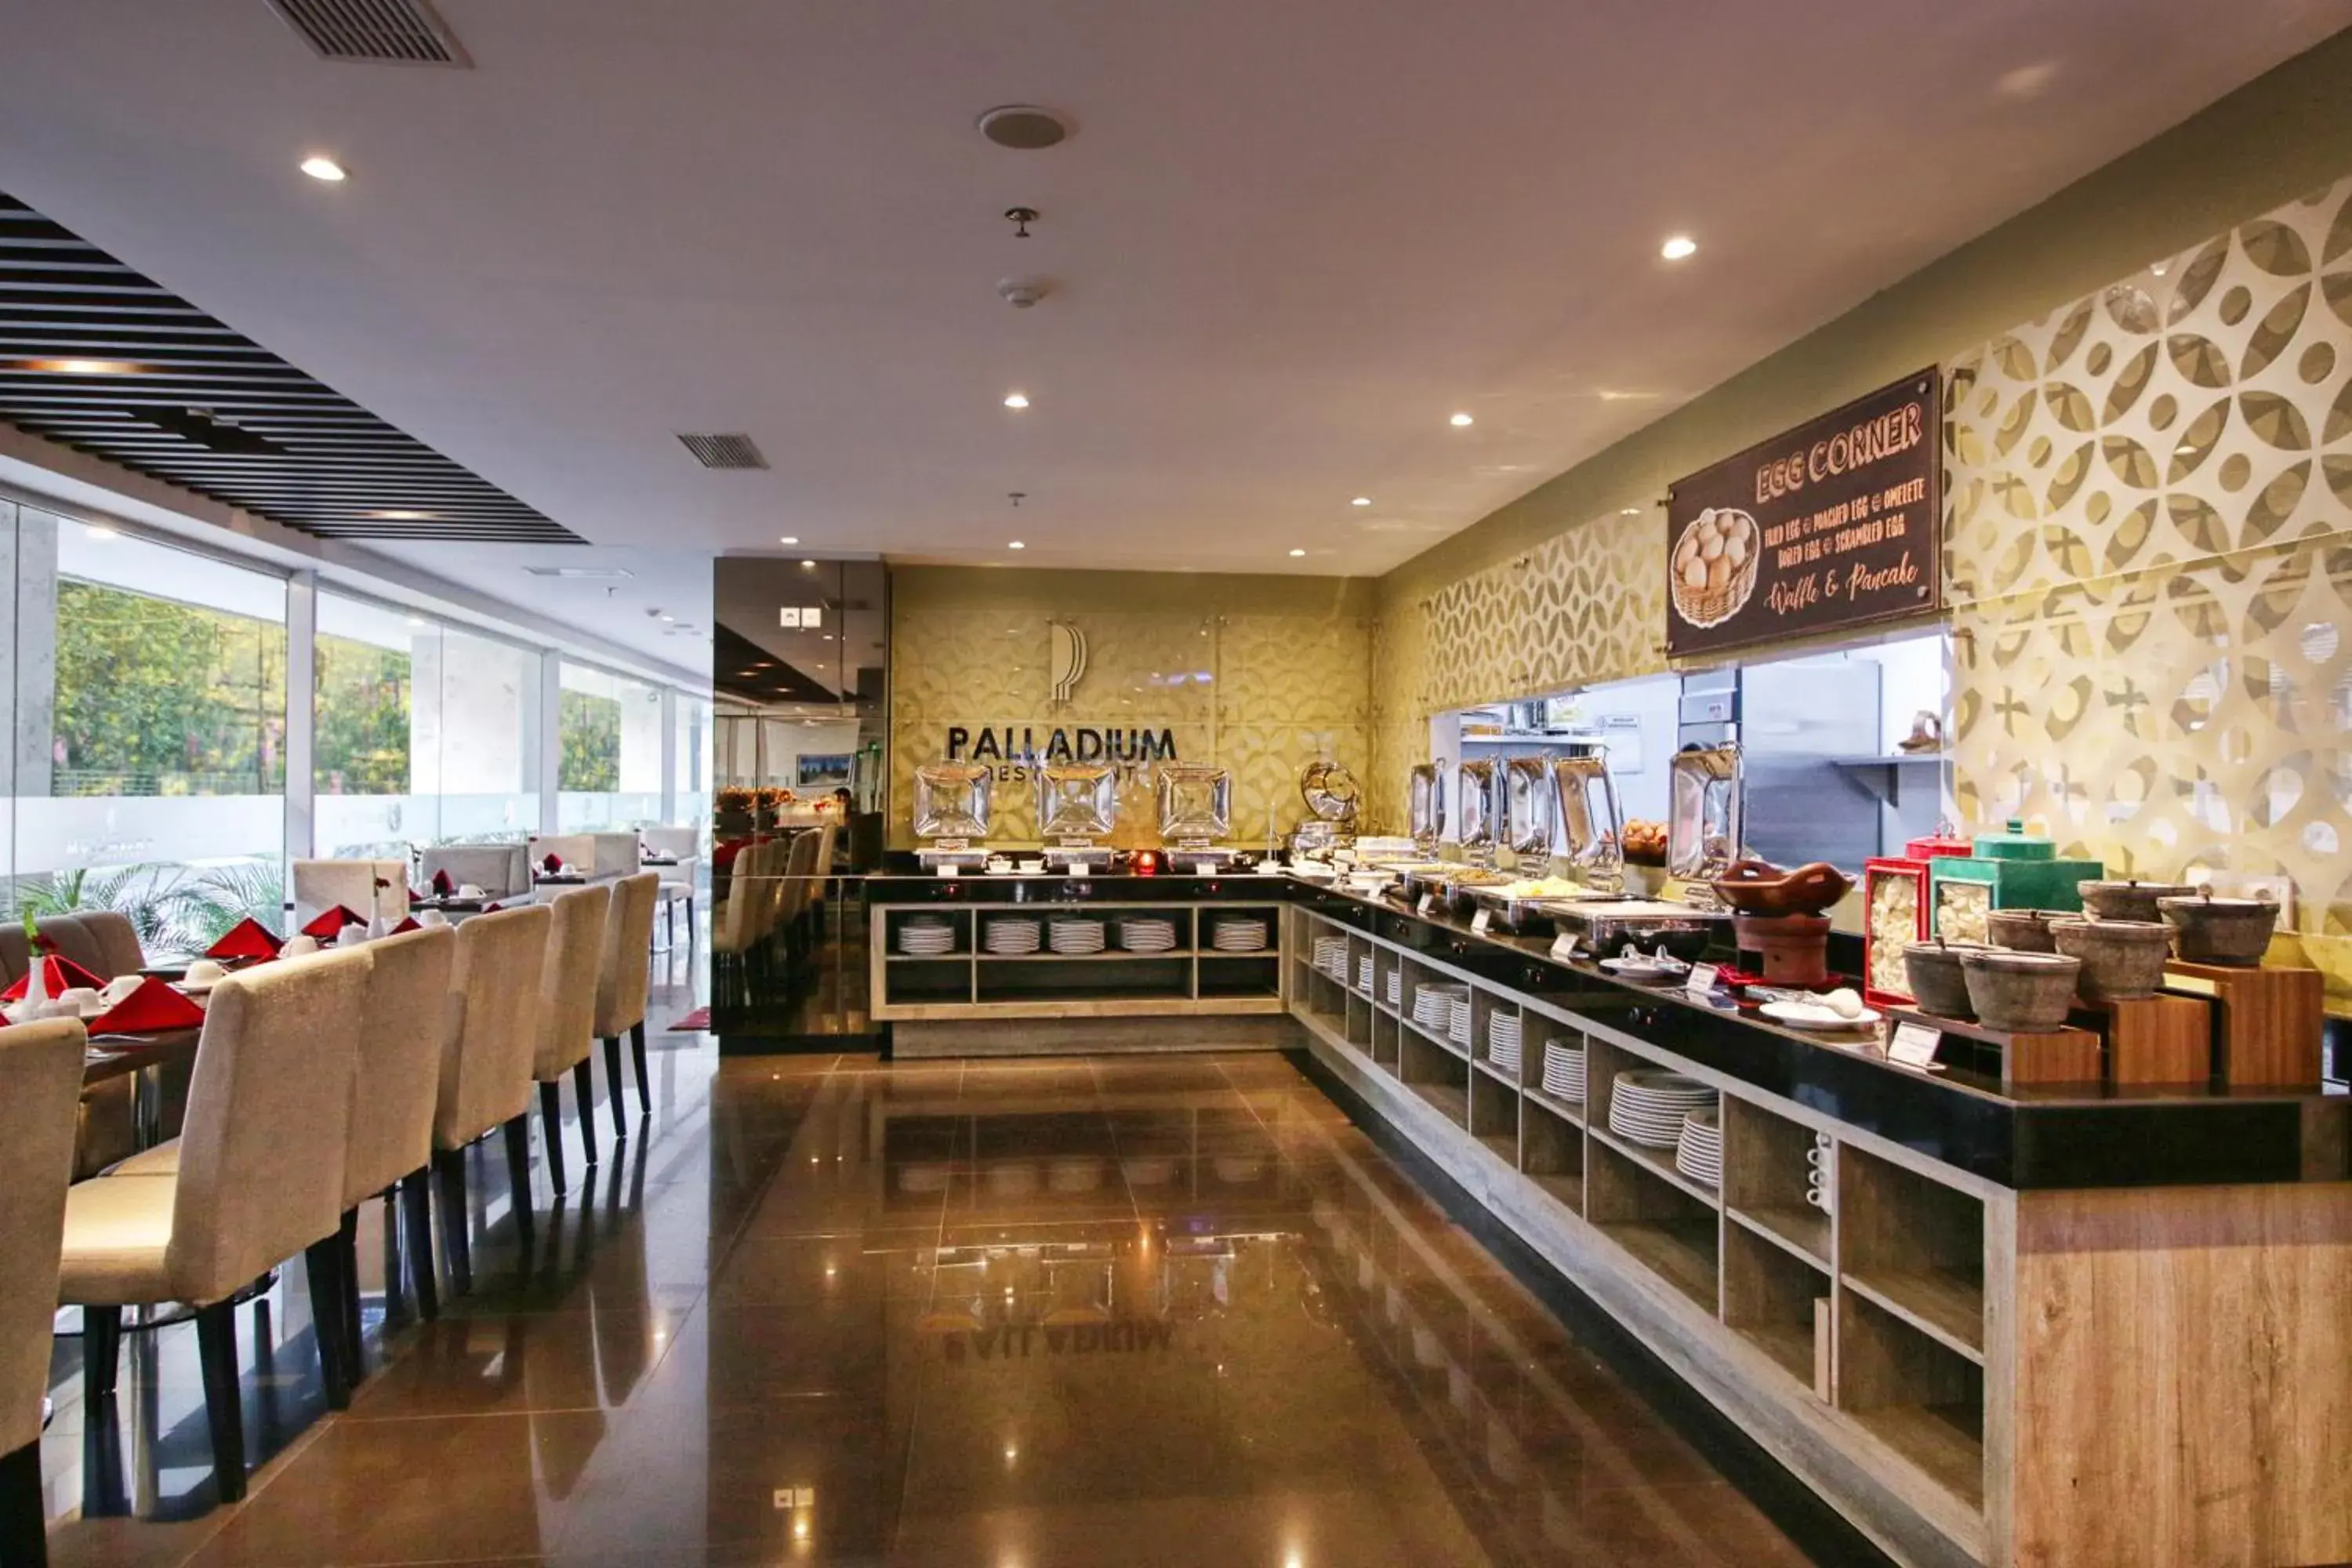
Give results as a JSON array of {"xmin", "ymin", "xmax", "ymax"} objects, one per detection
[{"xmin": 1665, "ymin": 368, "xmax": 1942, "ymax": 658}]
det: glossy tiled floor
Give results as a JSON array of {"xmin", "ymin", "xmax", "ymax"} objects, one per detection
[{"xmin": 40, "ymin": 1025, "xmax": 1837, "ymax": 1564}]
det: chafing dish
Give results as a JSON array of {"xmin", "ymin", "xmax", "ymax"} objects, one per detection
[
  {"xmin": 1457, "ymin": 759, "xmax": 1499, "ymax": 856},
  {"xmin": 1552, "ymin": 753, "xmax": 1625, "ymax": 895},
  {"xmin": 1534, "ymin": 897, "xmax": 1730, "ymax": 961},
  {"xmin": 1501, "ymin": 755, "xmax": 1552, "ymax": 857},
  {"xmin": 914, "ymin": 760, "xmax": 994, "ymax": 868},
  {"xmin": 1408, "ymin": 760, "xmax": 1447, "ymax": 854},
  {"xmin": 1037, "ymin": 761, "xmax": 1117, "ymax": 868},
  {"xmin": 1435, "ymin": 866, "xmax": 1512, "ymax": 919},
  {"xmin": 1667, "ymin": 742, "xmax": 1743, "ymax": 907},
  {"xmin": 1467, "ymin": 877, "xmax": 1589, "ymax": 934}
]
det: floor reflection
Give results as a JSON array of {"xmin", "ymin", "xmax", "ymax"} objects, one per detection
[{"xmin": 42, "ymin": 1046, "xmax": 1835, "ymax": 1567}]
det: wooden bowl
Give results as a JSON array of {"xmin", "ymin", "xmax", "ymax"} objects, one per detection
[{"xmin": 1709, "ymin": 859, "xmax": 1853, "ymax": 917}]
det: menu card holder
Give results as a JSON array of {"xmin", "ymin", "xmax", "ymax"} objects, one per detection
[{"xmin": 1886, "ymin": 1005, "xmax": 2102, "ymax": 1087}]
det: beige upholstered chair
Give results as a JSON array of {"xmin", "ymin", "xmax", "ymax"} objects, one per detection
[
  {"xmin": 10, "ymin": 918, "xmax": 140, "ymax": 1184},
  {"xmin": 31, "ymin": 916, "xmax": 105, "ymax": 978},
  {"xmin": 584, "ymin": 832, "xmax": 641, "ymax": 879},
  {"xmin": 779, "ymin": 829, "xmax": 822, "ymax": 958},
  {"xmin": 640, "ymin": 829, "xmax": 700, "ymax": 956},
  {"xmin": 593, "ymin": 874, "xmax": 661, "ymax": 1134},
  {"xmin": 72, "ymin": 912, "xmax": 146, "ymax": 979},
  {"xmin": 336, "ymin": 926, "xmax": 458, "ymax": 1367},
  {"xmin": 419, "ymin": 843, "xmax": 528, "ymax": 900},
  {"xmin": 434, "ymin": 905, "xmax": 551, "ymax": 1291},
  {"xmin": 710, "ymin": 844, "xmax": 763, "ymax": 1006},
  {"xmin": 58, "ymin": 949, "xmax": 372, "ymax": 1501},
  {"xmin": 291, "ymin": 858, "xmax": 409, "ymax": 928},
  {"xmin": 526, "ymin": 834, "xmax": 596, "ymax": 876},
  {"xmin": 0, "ymin": 1019, "xmax": 89, "ymax": 1568},
  {"xmin": 532, "ymin": 884, "xmax": 612, "ymax": 1195}
]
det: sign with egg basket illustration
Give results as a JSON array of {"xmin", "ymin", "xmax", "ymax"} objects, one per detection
[{"xmin": 1665, "ymin": 369, "xmax": 1941, "ymax": 657}]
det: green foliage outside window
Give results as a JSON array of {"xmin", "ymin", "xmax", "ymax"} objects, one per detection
[
  {"xmin": 52, "ymin": 579, "xmax": 286, "ymax": 796},
  {"xmin": 559, "ymin": 688, "xmax": 621, "ymax": 791},
  {"xmin": 314, "ymin": 632, "xmax": 412, "ymax": 795}
]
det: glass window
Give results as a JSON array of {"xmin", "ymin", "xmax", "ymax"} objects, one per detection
[
  {"xmin": 11, "ymin": 512, "xmax": 287, "ymax": 950},
  {"xmin": 314, "ymin": 593, "xmax": 425, "ymax": 857},
  {"xmin": 418, "ymin": 626, "xmax": 542, "ymax": 844},
  {"xmin": 559, "ymin": 660, "xmax": 661, "ymax": 829},
  {"xmin": 673, "ymin": 690, "xmax": 711, "ymax": 829}
]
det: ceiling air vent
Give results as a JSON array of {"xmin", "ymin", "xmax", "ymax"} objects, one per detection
[
  {"xmin": 265, "ymin": 0, "xmax": 472, "ymax": 66},
  {"xmin": 677, "ymin": 432, "xmax": 769, "ymax": 470}
]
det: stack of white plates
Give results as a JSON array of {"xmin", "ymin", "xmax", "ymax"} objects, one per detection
[
  {"xmin": 1541, "ymin": 1040, "xmax": 1585, "ymax": 1102},
  {"xmin": 1214, "ymin": 918, "xmax": 1271, "ymax": 953},
  {"xmin": 1312, "ymin": 933, "xmax": 1349, "ymax": 978},
  {"xmin": 984, "ymin": 919, "xmax": 1043, "ymax": 955},
  {"xmin": 1487, "ymin": 1009, "xmax": 1523, "ymax": 1076},
  {"xmin": 898, "ymin": 919, "xmax": 957, "ymax": 956},
  {"xmin": 1412, "ymin": 982, "xmax": 1466, "ymax": 1037},
  {"xmin": 1049, "ymin": 919, "xmax": 1107, "ymax": 955},
  {"xmin": 1674, "ymin": 1107, "xmax": 1722, "ymax": 1189},
  {"xmin": 1119, "ymin": 917, "xmax": 1179, "ymax": 953},
  {"xmin": 1356, "ymin": 954, "xmax": 1375, "ymax": 995},
  {"xmin": 1608, "ymin": 1071, "xmax": 1716, "ymax": 1149},
  {"xmin": 1385, "ymin": 969, "xmax": 1402, "ymax": 1007},
  {"xmin": 1448, "ymin": 995, "xmax": 1473, "ymax": 1047}
]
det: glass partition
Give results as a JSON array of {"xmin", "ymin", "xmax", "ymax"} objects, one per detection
[{"xmin": 558, "ymin": 659, "xmax": 662, "ymax": 829}]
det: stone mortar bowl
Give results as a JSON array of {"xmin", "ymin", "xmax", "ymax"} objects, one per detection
[
  {"xmin": 2158, "ymin": 893, "xmax": 2277, "ymax": 968},
  {"xmin": 1958, "ymin": 948, "xmax": 2082, "ymax": 1033},
  {"xmin": 1902, "ymin": 939, "xmax": 1984, "ymax": 1020},
  {"xmin": 2049, "ymin": 917, "xmax": 2172, "ymax": 1000},
  {"xmin": 2077, "ymin": 880, "xmax": 2198, "ymax": 924},
  {"xmin": 1984, "ymin": 908, "xmax": 2063, "ymax": 953}
]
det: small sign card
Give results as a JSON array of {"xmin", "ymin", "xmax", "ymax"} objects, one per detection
[
  {"xmin": 1470, "ymin": 909, "xmax": 1493, "ymax": 935},
  {"xmin": 935, "ymin": 865, "xmax": 960, "ymax": 879},
  {"xmin": 1069, "ymin": 864, "xmax": 1089, "ymax": 877},
  {"xmin": 1888, "ymin": 1022, "xmax": 1942, "ymax": 1068},
  {"xmin": 1417, "ymin": 893, "xmax": 1436, "ymax": 916},
  {"xmin": 1684, "ymin": 962, "xmax": 1721, "ymax": 998},
  {"xmin": 1193, "ymin": 861, "xmax": 1218, "ymax": 878},
  {"xmin": 1549, "ymin": 933, "xmax": 1580, "ymax": 963}
]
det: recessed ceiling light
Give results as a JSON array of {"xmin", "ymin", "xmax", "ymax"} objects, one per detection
[
  {"xmin": 1350, "ymin": 496, "xmax": 1372, "ymax": 506},
  {"xmin": 1449, "ymin": 412, "xmax": 1474, "ymax": 427},
  {"xmin": 1621, "ymin": 506, "xmax": 1642, "ymax": 515},
  {"xmin": 365, "ymin": 508, "xmax": 437, "ymax": 521},
  {"xmin": 779, "ymin": 535, "xmax": 799, "ymax": 545},
  {"xmin": 1288, "ymin": 548, "xmax": 1307, "ymax": 557},
  {"xmin": 659, "ymin": 613, "xmax": 675, "ymax": 622},
  {"xmin": 24, "ymin": 357, "xmax": 145, "ymax": 376},
  {"xmin": 800, "ymin": 559, "xmax": 816, "ymax": 568},
  {"xmin": 1661, "ymin": 234, "xmax": 1698, "ymax": 261},
  {"xmin": 1003, "ymin": 392, "xmax": 1031, "ymax": 409},
  {"xmin": 1008, "ymin": 540, "xmax": 1025, "ymax": 550},
  {"xmin": 299, "ymin": 155, "xmax": 347, "ymax": 183}
]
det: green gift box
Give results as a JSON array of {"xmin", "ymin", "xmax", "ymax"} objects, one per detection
[{"xmin": 1927, "ymin": 818, "xmax": 2103, "ymax": 942}]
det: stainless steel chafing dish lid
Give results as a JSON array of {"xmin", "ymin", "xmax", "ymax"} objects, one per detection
[
  {"xmin": 1407, "ymin": 760, "xmax": 1447, "ymax": 848},
  {"xmin": 1036, "ymin": 761, "xmax": 1117, "ymax": 839},
  {"xmin": 1551, "ymin": 753, "xmax": 1624, "ymax": 876},
  {"xmin": 914, "ymin": 760, "xmax": 993, "ymax": 840},
  {"xmin": 1667, "ymin": 742, "xmax": 1743, "ymax": 884},
  {"xmin": 1501, "ymin": 754, "xmax": 1552, "ymax": 856},
  {"xmin": 1456, "ymin": 758, "xmax": 1499, "ymax": 849},
  {"xmin": 1156, "ymin": 763, "xmax": 1232, "ymax": 843}
]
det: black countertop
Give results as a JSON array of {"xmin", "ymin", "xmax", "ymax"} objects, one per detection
[{"xmin": 865, "ymin": 868, "xmax": 2347, "ymax": 1190}]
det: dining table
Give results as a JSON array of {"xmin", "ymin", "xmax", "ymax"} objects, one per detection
[{"xmin": 82, "ymin": 1025, "xmax": 201, "ymax": 1151}]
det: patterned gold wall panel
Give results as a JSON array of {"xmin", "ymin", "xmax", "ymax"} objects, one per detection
[
  {"xmin": 1946, "ymin": 175, "xmax": 2352, "ymax": 998},
  {"xmin": 890, "ymin": 572, "xmax": 1370, "ymax": 848}
]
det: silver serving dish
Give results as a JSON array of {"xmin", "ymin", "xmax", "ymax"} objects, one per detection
[
  {"xmin": 1157, "ymin": 763, "xmax": 1232, "ymax": 845},
  {"xmin": 1408, "ymin": 760, "xmax": 1447, "ymax": 853},
  {"xmin": 1466, "ymin": 882, "xmax": 1571, "ymax": 935},
  {"xmin": 1457, "ymin": 759, "xmax": 1499, "ymax": 855},
  {"xmin": 1536, "ymin": 897, "xmax": 1730, "ymax": 961},
  {"xmin": 1300, "ymin": 759, "xmax": 1362, "ymax": 830},
  {"xmin": 1552, "ymin": 753, "xmax": 1624, "ymax": 894},
  {"xmin": 1667, "ymin": 742, "xmax": 1742, "ymax": 887},
  {"xmin": 1037, "ymin": 761, "xmax": 1117, "ymax": 840},
  {"xmin": 1435, "ymin": 866, "xmax": 1512, "ymax": 920},
  {"xmin": 1502, "ymin": 755, "xmax": 1552, "ymax": 857},
  {"xmin": 914, "ymin": 760, "xmax": 993, "ymax": 842}
]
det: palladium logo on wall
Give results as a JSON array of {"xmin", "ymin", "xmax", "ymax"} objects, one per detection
[{"xmin": 1049, "ymin": 620, "xmax": 1087, "ymax": 703}]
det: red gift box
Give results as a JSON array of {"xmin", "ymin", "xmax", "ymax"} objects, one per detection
[
  {"xmin": 300, "ymin": 906, "xmax": 365, "ymax": 938},
  {"xmin": 207, "ymin": 916, "xmax": 284, "ymax": 960},
  {"xmin": 89, "ymin": 976, "xmax": 206, "ymax": 1033},
  {"xmin": 2, "ymin": 954, "xmax": 108, "ymax": 1002}
]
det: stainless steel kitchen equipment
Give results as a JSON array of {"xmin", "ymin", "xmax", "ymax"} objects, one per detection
[
  {"xmin": 1408, "ymin": 760, "xmax": 1447, "ymax": 853},
  {"xmin": 1457, "ymin": 758, "xmax": 1498, "ymax": 862},
  {"xmin": 1552, "ymin": 752, "xmax": 1626, "ymax": 895},
  {"xmin": 913, "ymin": 760, "xmax": 994, "ymax": 869},
  {"xmin": 1502, "ymin": 754, "xmax": 1553, "ymax": 858},
  {"xmin": 1668, "ymin": 742, "xmax": 1743, "ymax": 908},
  {"xmin": 1036, "ymin": 761, "xmax": 1118, "ymax": 868}
]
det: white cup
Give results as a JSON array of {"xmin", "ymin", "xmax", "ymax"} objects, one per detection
[
  {"xmin": 280, "ymin": 936, "xmax": 318, "ymax": 959},
  {"xmin": 184, "ymin": 958, "xmax": 229, "ymax": 986},
  {"xmin": 100, "ymin": 975, "xmax": 143, "ymax": 1007},
  {"xmin": 1805, "ymin": 1145, "xmax": 1831, "ymax": 1170},
  {"xmin": 458, "ymin": 884, "xmax": 485, "ymax": 899},
  {"xmin": 335, "ymin": 924, "xmax": 368, "ymax": 947},
  {"xmin": 416, "ymin": 909, "xmax": 450, "ymax": 928},
  {"xmin": 1805, "ymin": 1184, "xmax": 1833, "ymax": 1211},
  {"xmin": 57, "ymin": 987, "xmax": 100, "ymax": 1017}
]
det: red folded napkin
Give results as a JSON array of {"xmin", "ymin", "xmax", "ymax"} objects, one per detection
[
  {"xmin": 542, "ymin": 853, "xmax": 564, "ymax": 873},
  {"xmin": 431, "ymin": 867, "xmax": 456, "ymax": 896},
  {"xmin": 390, "ymin": 916, "xmax": 422, "ymax": 935},
  {"xmin": 300, "ymin": 905, "xmax": 365, "ymax": 938},
  {"xmin": 480, "ymin": 902, "xmax": 504, "ymax": 913},
  {"xmin": 2, "ymin": 954, "xmax": 108, "ymax": 1003},
  {"xmin": 89, "ymin": 976, "xmax": 206, "ymax": 1034},
  {"xmin": 207, "ymin": 916, "xmax": 284, "ymax": 960}
]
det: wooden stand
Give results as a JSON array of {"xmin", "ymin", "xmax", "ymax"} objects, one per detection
[
  {"xmin": 2161, "ymin": 961, "xmax": 2323, "ymax": 1087},
  {"xmin": 1886, "ymin": 1007, "xmax": 2104, "ymax": 1087},
  {"xmin": 2071, "ymin": 993, "xmax": 2212, "ymax": 1086}
]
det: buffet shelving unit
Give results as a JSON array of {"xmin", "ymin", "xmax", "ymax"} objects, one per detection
[{"xmin": 1286, "ymin": 902, "xmax": 2004, "ymax": 1567}]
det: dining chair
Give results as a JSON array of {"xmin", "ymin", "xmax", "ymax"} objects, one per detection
[
  {"xmin": 640, "ymin": 826, "xmax": 701, "ymax": 957},
  {"xmin": 291, "ymin": 858, "xmax": 409, "ymax": 929},
  {"xmin": 0, "ymin": 1020, "xmax": 89, "ymax": 1568},
  {"xmin": 531, "ymin": 885, "xmax": 612, "ymax": 1198},
  {"xmin": 31, "ymin": 916, "xmax": 105, "ymax": 978},
  {"xmin": 584, "ymin": 832, "xmax": 641, "ymax": 879},
  {"xmin": 11, "ymin": 918, "xmax": 140, "ymax": 1183},
  {"xmin": 433, "ymin": 905, "xmax": 550, "ymax": 1292},
  {"xmin": 57, "ymin": 949, "xmax": 372, "ymax": 1501},
  {"xmin": 526, "ymin": 834, "xmax": 596, "ymax": 875},
  {"xmin": 593, "ymin": 873, "xmax": 660, "ymax": 1136},
  {"xmin": 709, "ymin": 843, "xmax": 761, "ymax": 1007},
  {"xmin": 778, "ymin": 830, "xmax": 821, "ymax": 962},
  {"xmin": 71, "ymin": 913, "xmax": 147, "ymax": 980},
  {"xmin": 334, "ymin": 925, "xmax": 458, "ymax": 1371},
  {"xmin": 803, "ymin": 823, "xmax": 838, "ymax": 952},
  {"xmin": 419, "ymin": 843, "xmax": 528, "ymax": 900}
]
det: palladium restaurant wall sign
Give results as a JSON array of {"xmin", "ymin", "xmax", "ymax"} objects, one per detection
[{"xmin": 1665, "ymin": 368, "xmax": 1942, "ymax": 658}]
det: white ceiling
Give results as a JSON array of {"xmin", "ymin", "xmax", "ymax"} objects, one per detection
[{"xmin": 2, "ymin": 0, "xmax": 2346, "ymax": 584}]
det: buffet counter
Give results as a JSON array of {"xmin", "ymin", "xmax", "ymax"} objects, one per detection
[{"xmin": 1281, "ymin": 882, "xmax": 2352, "ymax": 1568}]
